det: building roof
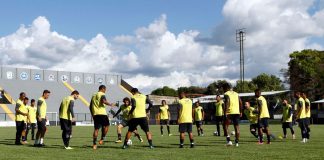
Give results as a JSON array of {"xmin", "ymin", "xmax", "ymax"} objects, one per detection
[
  {"xmin": 312, "ymin": 99, "xmax": 324, "ymax": 104},
  {"xmin": 193, "ymin": 90, "xmax": 290, "ymax": 103}
]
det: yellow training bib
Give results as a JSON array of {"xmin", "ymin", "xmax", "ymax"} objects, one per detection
[
  {"xmin": 224, "ymin": 91, "xmax": 240, "ymax": 114},
  {"xmin": 194, "ymin": 106, "xmax": 203, "ymax": 121},
  {"xmin": 160, "ymin": 105, "xmax": 169, "ymax": 120},
  {"xmin": 215, "ymin": 100, "xmax": 224, "ymax": 116},
  {"xmin": 258, "ymin": 96, "xmax": 270, "ymax": 118},
  {"xmin": 38, "ymin": 97, "xmax": 47, "ymax": 119},
  {"xmin": 131, "ymin": 93, "xmax": 147, "ymax": 118},
  {"xmin": 59, "ymin": 96, "xmax": 75, "ymax": 120},
  {"xmin": 178, "ymin": 98, "xmax": 193, "ymax": 123},
  {"xmin": 90, "ymin": 92, "xmax": 107, "ymax": 116}
]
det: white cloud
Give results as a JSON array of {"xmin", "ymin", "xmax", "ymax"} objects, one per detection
[
  {"xmin": 1, "ymin": 1, "xmax": 324, "ymax": 93},
  {"xmin": 113, "ymin": 35, "xmax": 135, "ymax": 44},
  {"xmin": 203, "ymin": 0, "xmax": 324, "ymax": 79},
  {"xmin": 119, "ymin": 51, "xmax": 140, "ymax": 71},
  {"xmin": 125, "ymin": 71, "xmax": 204, "ymax": 93},
  {"xmin": 135, "ymin": 14, "xmax": 167, "ymax": 40},
  {"xmin": 52, "ymin": 34, "xmax": 118, "ymax": 73},
  {"xmin": 0, "ymin": 17, "xmax": 137, "ymax": 74}
]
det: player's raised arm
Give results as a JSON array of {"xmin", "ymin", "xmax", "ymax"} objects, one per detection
[
  {"xmin": 113, "ymin": 108, "xmax": 122, "ymax": 118},
  {"xmin": 101, "ymin": 95, "xmax": 115, "ymax": 107}
]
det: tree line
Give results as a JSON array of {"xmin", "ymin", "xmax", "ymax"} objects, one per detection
[
  {"xmin": 151, "ymin": 49, "xmax": 323, "ymax": 101},
  {"xmin": 151, "ymin": 73, "xmax": 284, "ymax": 96}
]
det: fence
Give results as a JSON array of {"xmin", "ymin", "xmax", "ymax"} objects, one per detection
[{"xmin": 0, "ymin": 113, "xmax": 14, "ymax": 121}]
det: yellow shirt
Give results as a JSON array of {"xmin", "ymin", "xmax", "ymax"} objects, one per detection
[
  {"xmin": 224, "ymin": 91, "xmax": 240, "ymax": 114},
  {"xmin": 178, "ymin": 98, "xmax": 193, "ymax": 123},
  {"xmin": 215, "ymin": 100, "xmax": 224, "ymax": 116},
  {"xmin": 23, "ymin": 105, "xmax": 28, "ymax": 122},
  {"xmin": 27, "ymin": 105, "xmax": 37, "ymax": 123},
  {"xmin": 59, "ymin": 96, "xmax": 75, "ymax": 120},
  {"xmin": 131, "ymin": 93, "xmax": 147, "ymax": 118},
  {"xmin": 297, "ymin": 97, "xmax": 306, "ymax": 119},
  {"xmin": 282, "ymin": 104, "xmax": 292, "ymax": 122},
  {"xmin": 90, "ymin": 92, "xmax": 107, "ymax": 116},
  {"xmin": 194, "ymin": 106, "xmax": 203, "ymax": 121},
  {"xmin": 15, "ymin": 99, "xmax": 28, "ymax": 122},
  {"xmin": 257, "ymin": 96, "xmax": 270, "ymax": 118},
  {"xmin": 305, "ymin": 98, "xmax": 311, "ymax": 118},
  {"xmin": 244, "ymin": 107, "xmax": 258, "ymax": 124},
  {"xmin": 159, "ymin": 105, "xmax": 169, "ymax": 120},
  {"xmin": 120, "ymin": 104, "xmax": 131, "ymax": 121},
  {"xmin": 37, "ymin": 97, "xmax": 47, "ymax": 119}
]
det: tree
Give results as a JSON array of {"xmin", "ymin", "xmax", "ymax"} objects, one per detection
[
  {"xmin": 287, "ymin": 49, "xmax": 324, "ymax": 100},
  {"xmin": 150, "ymin": 73, "xmax": 286, "ymax": 97},
  {"xmin": 151, "ymin": 86, "xmax": 177, "ymax": 96},
  {"xmin": 233, "ymin": 80, "xmax": 257, "ymax": 93},
  {"xmin": 251, "ymin": 73, "xmax": 284, "ymax": 91},
  {"xmin": 205, "ymin": 80, "xmax": 230, "ymax": 95},
  {"xmin": 178, "ymin": 86, "xmax": 206, "ymax": 95}
]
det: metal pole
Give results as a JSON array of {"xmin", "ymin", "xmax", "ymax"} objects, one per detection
[
  {"xmin": 236, "ymin": 29, "xmax": 246, "ymax": 93},
  {"xmin": 239, "ymin": 41, "xmax": 241, "ymax": 92}
]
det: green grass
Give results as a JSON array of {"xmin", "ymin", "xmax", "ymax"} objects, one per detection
[{"xmin": 0, "ymin": 124, "xmax": 323, "ymax": 160}]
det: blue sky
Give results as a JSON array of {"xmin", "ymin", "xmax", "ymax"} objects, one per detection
[
  {"xmin": 0, "ymin": 0, "xmax": 225, "ymax": 40},
  {"xmin": 0, "ymin": 0, "xmax": 323, "ymax": 92}
]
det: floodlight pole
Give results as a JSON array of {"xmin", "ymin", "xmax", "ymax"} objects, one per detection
[{"xmin": 236, "ymin": 29, "xmax": 246, "ymax": 93}]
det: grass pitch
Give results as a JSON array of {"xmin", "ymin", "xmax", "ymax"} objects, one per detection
[{"xmin": 0, "ymin": 124, "xmax": 323, "ymax": 160}]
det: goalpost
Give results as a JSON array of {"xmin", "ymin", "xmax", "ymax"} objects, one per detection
[{"xmin": 46, "ymin": 112, "xmax": 58, "ymax": 126}]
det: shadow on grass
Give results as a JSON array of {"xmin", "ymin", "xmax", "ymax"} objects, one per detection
[
  {"xmin": 0, "ymin": 140, "xmax": 16, "ymax": 145},
  {"xmin": 81, "ymin": 145, "xmax": 125, "ymax": 149},
  {"xmin": 137, "ymin": 145, "xmax": 174, "ymax": 149}
]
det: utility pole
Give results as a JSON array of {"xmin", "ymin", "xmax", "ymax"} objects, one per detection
[{"xmin": 236, "ymin": 28, "xmax": 246, "ymax": 93}]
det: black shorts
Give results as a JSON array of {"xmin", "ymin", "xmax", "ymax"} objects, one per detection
[
  {"xmin": 93, "ymin": 115, "xmax": 110, "ymax": 129},
  {"xmin": 258, "ymin": 118, "xmax": 269, "ymax": 128},
  {"xmin": 60, "ymin": 118, "xmax": 72, "ymax": 131},
  {"xmin": 226, "ymin": 114, "xmax": 240, "ymax": 125},
  {"xmin": 23, "ymin": 122, "xmax": 27, "ymax": 130},
  {"xmin": 160, "ymin": 119, "xmax": 169, "ymax": 125},
  {"xmin": 298, "ymin": 118, "xmax": 306, "ymax": 129},
  {"xmin": 282, "ymin": 122, "xmax": 293, "ymax": 128},
  {"xmin": 128, "ymin": 117, "xmax": 149, "ymax": 132},
  {"xmin": 179, "ymin": 123, "xmax": 193, "ymax": 133},
  {"xmin": 250, "ymin": 124, "xmax": 258, "ymax": 131},
  {"xmin": 215, "ymin": 116, "xmax": 223, "ymax": 123},
  {"xmin": 27, "ymin": 123, "xmax": 36, "ymax": 130},
  {"xmin": 118, "ymin": 119, "xmax": 128, "ymax": 127},
  {"xmin": 16, "ymin": 121, "xmax": 25, "ymax": 130},
  {"xmin": 37, "ymin": 118, "xmax": 46, "ymax": 131},
  {"xmin": 305, "ymin": 118, "xmax": 310, "ymax": 126},
  {"xmin": 195, "ymin": 121, "xmax": 203, "ymax": 127}
]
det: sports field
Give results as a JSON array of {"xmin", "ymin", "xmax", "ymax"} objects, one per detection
[{"xmin": 0, "ymin": 124, "xmax": 323, "ymax": 160}]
